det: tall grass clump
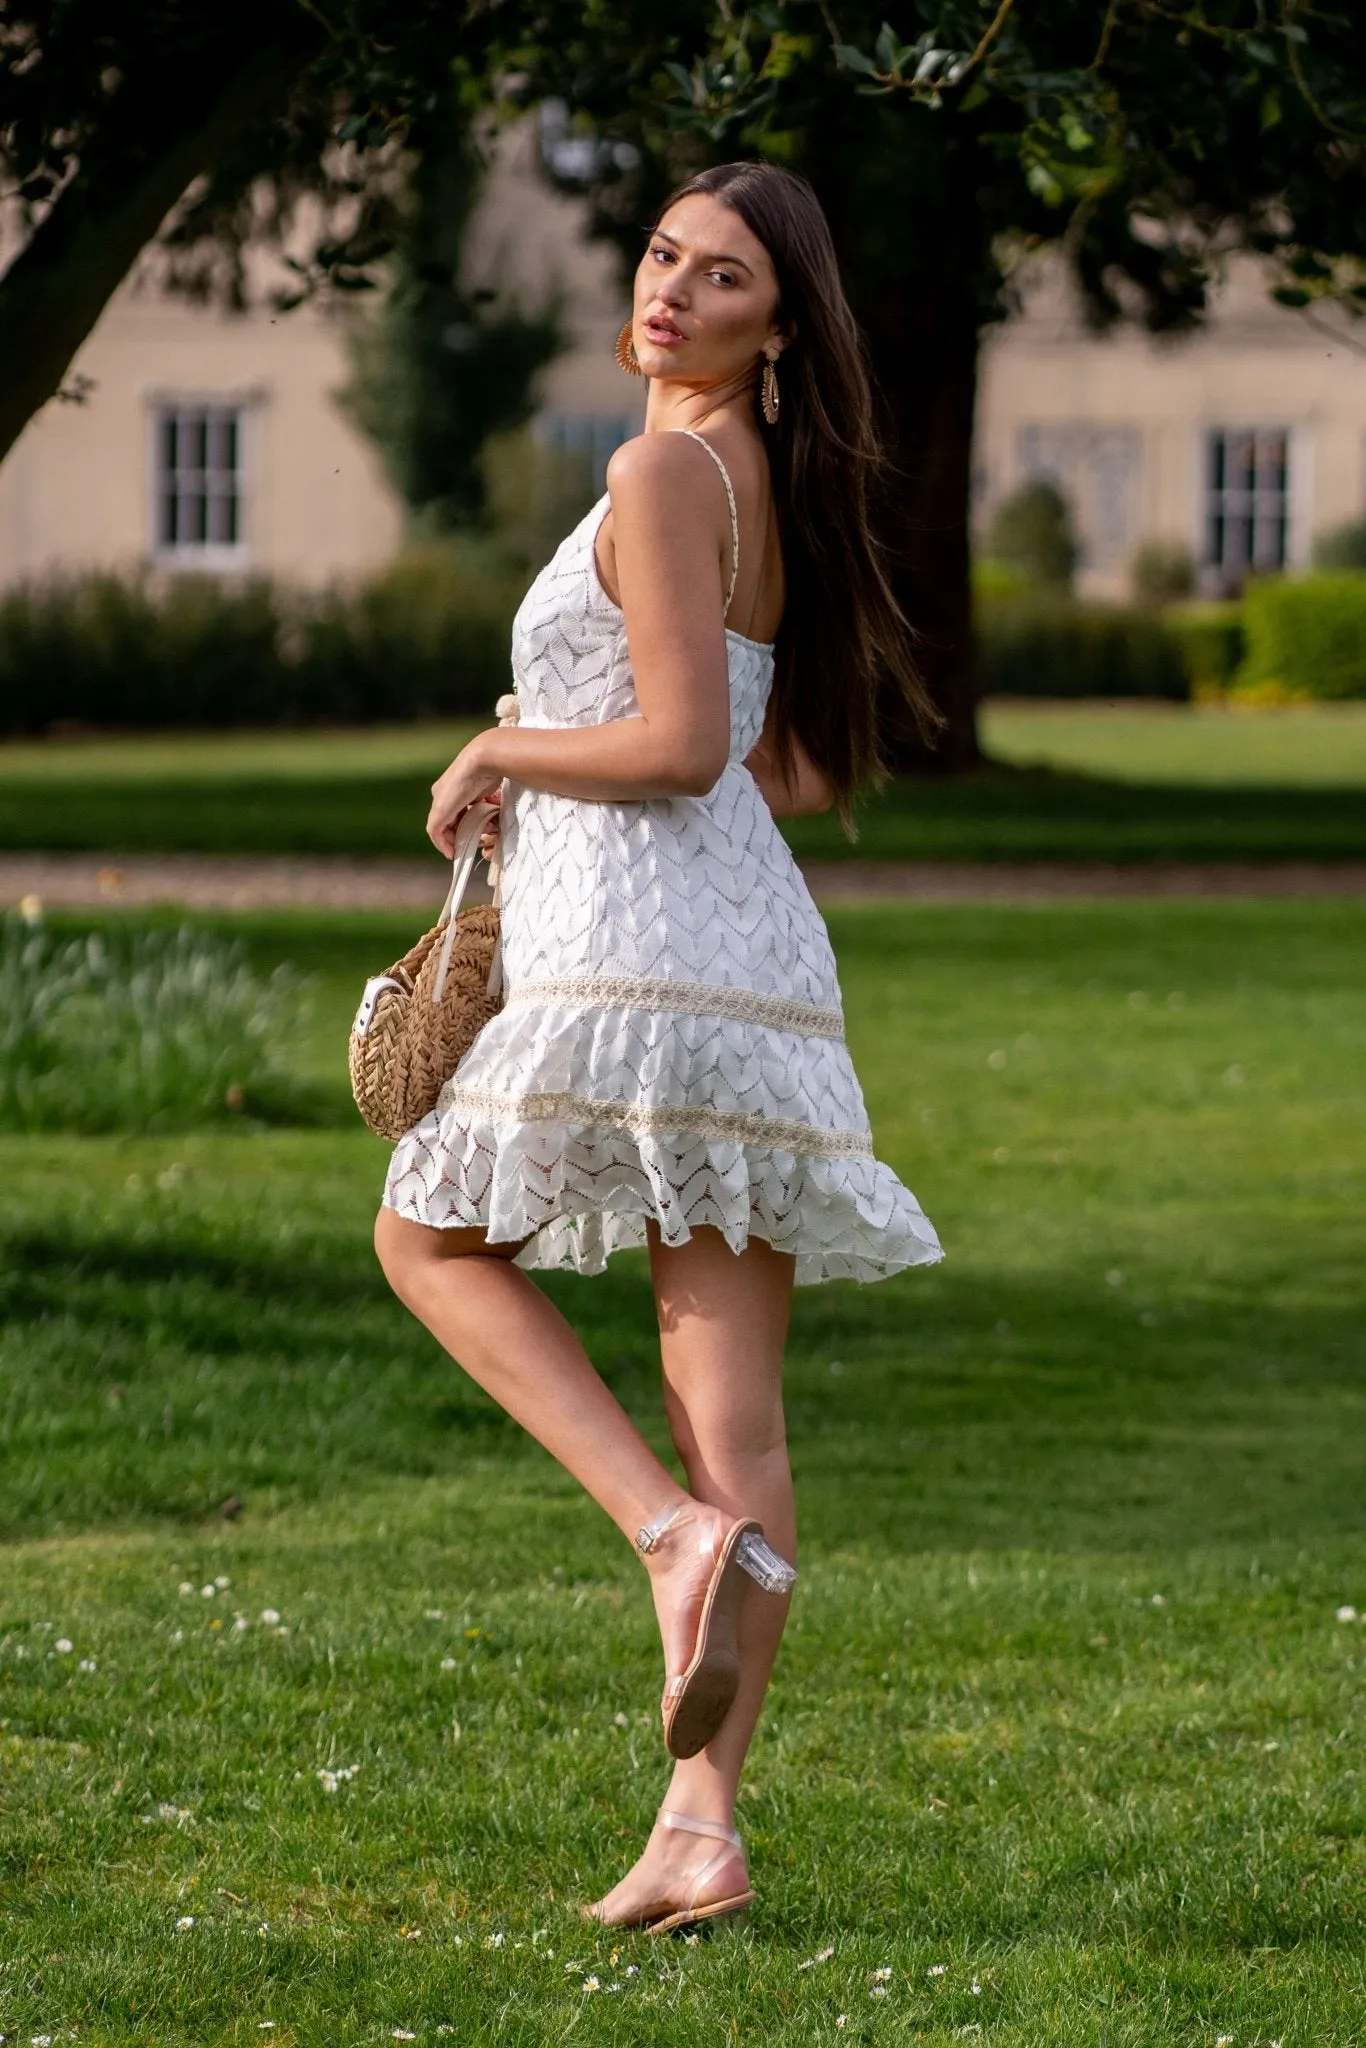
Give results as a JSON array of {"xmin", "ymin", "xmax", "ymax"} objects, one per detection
[{"xmin": 0, "ymin": 917, "xmax": 308, "ymax": 1131}]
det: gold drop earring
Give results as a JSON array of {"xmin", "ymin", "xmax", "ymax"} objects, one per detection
[
  {"xmin": 615, "ymin": 320, "xmax": 644, "ymax": 376},
  {"xmin": 761, "ymin": 348, "xmax": 781, "ymax": 426}
]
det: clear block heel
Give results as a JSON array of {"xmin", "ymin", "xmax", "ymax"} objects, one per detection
[{"xmin": 735, "ymin": 1530, "xmax": 797, "ymax": 1596}]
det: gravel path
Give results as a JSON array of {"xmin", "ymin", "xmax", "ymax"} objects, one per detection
[{"xmin": 4, "ymin": 851, "xmax": 1366, "ymax": 911}]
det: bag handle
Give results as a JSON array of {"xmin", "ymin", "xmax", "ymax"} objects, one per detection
[{"xmin": 430, "ymin": 799, "xmax": 497, "ymax": 1005}]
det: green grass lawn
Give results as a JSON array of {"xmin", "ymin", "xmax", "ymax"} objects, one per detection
[
  {"xmin": 2, "ymin": 706, "xmax": 1363, "ymax": 862},
  {"xmin": 3, "ymin": 900, "xmax": 1365, "ymax": 2044}
]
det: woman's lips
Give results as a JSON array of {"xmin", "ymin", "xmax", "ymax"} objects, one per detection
[{"xmin": 643, "ymin": 314, "xmax": 685, "ymax": 344}]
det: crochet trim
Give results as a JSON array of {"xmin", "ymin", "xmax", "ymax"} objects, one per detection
[
  {"xmin": 436, "ymin": 1083, "xmax": 874, "ymax": 1159},
  {"xmin": 503, "ymin": 973, "xmax": 845, "ymax": 1042}
]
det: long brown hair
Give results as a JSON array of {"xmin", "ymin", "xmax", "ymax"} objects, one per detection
[{"xmin": 659, "ymin": 161, "xmax": 938, "ymax": 820}]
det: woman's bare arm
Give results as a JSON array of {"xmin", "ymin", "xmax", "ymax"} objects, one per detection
[
  {"xmin": 426, "ymin": 435, "xmax": 735, "ymax": 853},
  {"xmin": 743, "ymin": 711, "xmax": 835, "ymax": 818}
]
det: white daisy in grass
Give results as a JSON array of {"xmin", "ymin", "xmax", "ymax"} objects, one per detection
[
  {"xmin": 55, "ymin": 1640, "xmax": 73, "ymax": 1655},
  {"xmin": 797, "ymin": 1945, "xmax": 835, "ymax": 1971},
  {"xmin": 928, "ymin": 1963, "xmax": 948, "ymax": 1977},
  {"xmin": 175, "ymin": 1916, "xmax": 195, "ymax": 1931},
  {"xmin": 201, "ymin": 1586, "xmax": 216, "ymax": 1599},
  {"xmin": 835, "ymin": 2018, "xmax": 848, "ymax": 2030},
  {"xmin": 260, "ymin": 1609, "xmax": 281, "ymax": 1626},
  {"xmin": 440, "ymin": 1658, "xmax": 457, "ymax": 1671},
  {"xmin": 78, "ymin": 1659, "xmax": 97, "ymax": 1673},
  {"xmin": 582, "ymin": 1976, "xmax": 600, "ymax": 1994},
  {"xmin": 870, "ymin": 1985, "xmax": 888, "ymax": 1998},
  {"xmin": 873, "ymin": 1966, "xmax": 892, "ymax": 1981},
  {"xmin": 392, "ymin": 2031, "xmax": 416, "ymax": 2040},
  {"xmin": 214, "ymin": 1576, "xmax": 230, "ymax": 1589},
  {"xmin": 425, "ymin": 1608, "xmax": 445, "ymax": 1620},
  {"xmin": 1336, "ymin": 1605, "xmax": 1357, "ymax": 1622}
]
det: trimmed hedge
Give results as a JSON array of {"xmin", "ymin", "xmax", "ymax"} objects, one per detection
[
  {"xmin": 0, "ymin": 550, "xmax": 524, "ymax": 734},
  {"xmin": 1236, "ymin": 573, "xmax": 1366, "ymax": 701},
  {"xmin": 978, "ymin": 597, "xmax": 1189, "ymax": 700},
  {"xmin": 1165, "ymin": 602, "xmax": 1245, "ymax": 694}
]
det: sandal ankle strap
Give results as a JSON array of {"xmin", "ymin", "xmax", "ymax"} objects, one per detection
[
  {"xmin": 635, "ymin": 1504, "xmax": 685, "ymax": 1556},
  {"xmin": 658, "ymin": 1808, "xmax": 743, "ymax": 1853}
]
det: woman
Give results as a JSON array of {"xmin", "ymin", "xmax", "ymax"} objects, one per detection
[{"xmin": 375, "ymin": 160, "xmax": 943, "ymax": 1933}]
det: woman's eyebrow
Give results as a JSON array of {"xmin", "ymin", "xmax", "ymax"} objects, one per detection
[{"xmin": 653, "ymin": 227, "xmax": 755, "ymax": 275}]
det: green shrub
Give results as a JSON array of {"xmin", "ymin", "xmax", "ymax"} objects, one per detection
[
  {"xmin": 985, "ymin": 478, "xmax": 1078, "ymax": 591},
  {"xmin": 1165, "ymin": 601, "xmax": 1245, "ymax": 695},
  {"xmin": 0, "ymin": 915, "xmax": 308, "ymax": 1131},
  {"xmin": 978, "ymin": 597, "xmax": 1189, "ymax": 700},
  {"xmin": 294, "ymin": 546, "xmax": 520, "ymax": 721},
  {"xmin": 1236, "ymin": 573, "xmax": 1366, "ymax": 701},
  {"xmin": 1312, "ymin": 519, "xmax": 1366, "ymax": 571},
  {"xmin": 972, "ymin": 557, "xmax": 1031, "ymax": 601},
  {"xmin": 1130, "ymin": 538, "xmax": 1196, "ymax": 608},
  {"xmin": 0, "ymin": 551, "xmax": 524, "ymax": 733}
]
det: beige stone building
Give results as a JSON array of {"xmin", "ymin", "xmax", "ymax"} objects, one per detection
[
  {"xmin": 975, "ymin": 254, "xmax": 1366, "ymax": 598},
  {"xmin": 0, "ymin": 119, "xmax": 641, "ymax": 595},
  {"xmin": 2, "ymin": 116, "xmax": 1363, "ymax": 602}
]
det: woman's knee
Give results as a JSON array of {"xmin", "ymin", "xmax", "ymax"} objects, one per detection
[
  {"xmin": 663, "ymin": 1374, "xmax": 788, "ymax": 1473},
  {"xmin": 374, "ymin": 1205, "xmax": 420, "ymax": 1299}
]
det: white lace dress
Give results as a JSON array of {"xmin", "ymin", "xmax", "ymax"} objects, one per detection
[{"xmin": 384, "ymin": 434, "xmax": 943, "ymax": 1285}]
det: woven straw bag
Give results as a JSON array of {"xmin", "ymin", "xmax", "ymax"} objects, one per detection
[{"xmin": 349, "ymin": 799, "xmax": 504, "ymax": 1141}]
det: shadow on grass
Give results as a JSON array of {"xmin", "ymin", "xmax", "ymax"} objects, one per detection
[
  {"xmin": 3, "ymin": 764, "xmax": 1364, "ymax": 862},
  {"xmin": 3, "ymin": 1212, "xmax": 1362, "ymax": 1556}
]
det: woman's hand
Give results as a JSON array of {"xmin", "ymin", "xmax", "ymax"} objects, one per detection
[
  {"xmin": 744, "ymin": 725, "xmax": 834, "ymax": 818},
  {"xmin": 427, "ymin": 733, "xmax": 502, "ymax": 857},
  {"xmin": 478, "ymin": 787, "xmax": 502, "ymax": 862}
]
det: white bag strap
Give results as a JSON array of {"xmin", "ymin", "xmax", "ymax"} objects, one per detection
[{"xmin": 430, "ymin": 800, "xmax": 497, "ymax": 1006}]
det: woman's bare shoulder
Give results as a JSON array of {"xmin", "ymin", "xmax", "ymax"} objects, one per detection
[{"xmin": 605, "ymin": 431, "xmax": 722, "ymax": 500}]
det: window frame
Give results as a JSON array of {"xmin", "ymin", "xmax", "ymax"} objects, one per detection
[
  {"xmin": 147, "ymin": 397, "xmax": 252, "ymax": 570},
  {"xmin": 1203, "ymin": 425, "xmax": 1294, "ymax": 584}
]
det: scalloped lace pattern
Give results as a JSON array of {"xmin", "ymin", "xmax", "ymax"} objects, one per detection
[{"xmin": 383, "ymin": 488, "xmax": 943, "ymax": 1284}]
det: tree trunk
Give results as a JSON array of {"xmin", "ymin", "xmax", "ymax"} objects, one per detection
[
  {"xmin": 865, "ymin": 285, "xmax": 983, "ymax": 772},
  {"xmin": 808, "ymin": 106, "xmax": 989, "ymax": 771},
  {"xmin": 0, "ymin": 32, "xmax": 321, "ymax": 470}
]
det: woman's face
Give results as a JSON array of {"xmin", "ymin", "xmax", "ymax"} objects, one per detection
[{"xmin": 630, "ymin": 192, "xmax": 786, "ymax": 388}]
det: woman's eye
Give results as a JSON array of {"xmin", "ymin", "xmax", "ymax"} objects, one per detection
[
  {"xmin": 710, "ymin": 270, "xmax": 737, "ymax": 287},
  {"xmin": 649, "ymin": 244, "xmax": 674, "ymax": 264}
]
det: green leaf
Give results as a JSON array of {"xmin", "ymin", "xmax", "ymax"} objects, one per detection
[
  {"xmin": 1260, "ymin": 89, "xmax": 1282, "ymax": 131},
  {"xmin": 833, "ymin": 43, "xmax": 880, "ymax": 77},
  {"xmin": 875, "ymin": 22, "xmax": 899, "ymax": 74}
]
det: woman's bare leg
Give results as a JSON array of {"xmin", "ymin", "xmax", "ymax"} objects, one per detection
[
  {"xmin": 374, "ymin": 1208, "xmax": 688, "ymax": 1543},
  {"xmin": 374, "ymin": 1210, "xmax": 747, "ymax": 1683},
  {"xmin": 590, "ymin": 1226, "xmax": 795, "ymax": 1923}
]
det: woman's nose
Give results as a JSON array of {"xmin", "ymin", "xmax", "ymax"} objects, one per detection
[{"xmin": 657, "ymin": 270, "xmax": 688, "ymax": 305}]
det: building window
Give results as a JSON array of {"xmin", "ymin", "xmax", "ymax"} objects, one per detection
[
  {"xmin": 535, "ymin": 411, "xmax": 636, "ymax": 493},
  {"xmin": 1205, "ymin": 428, "xmax": 1289, "ymax": 580},
  {"xmin": 1016, "ymin": 424, "xmax": 1143, "ymax": 571},
  {"xmin": 153, "ymin": 404, "xmax": 245, "ymax": 560}
]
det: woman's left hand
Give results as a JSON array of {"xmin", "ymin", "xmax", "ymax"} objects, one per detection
[{"xmin": 427, "ymin": 735, "xmax": 501, "ymax": 857}]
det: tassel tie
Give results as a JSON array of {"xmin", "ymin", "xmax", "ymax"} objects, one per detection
[{"xmin": 483, "ymin": 692, "xmax": 520, "ymax": 1004}]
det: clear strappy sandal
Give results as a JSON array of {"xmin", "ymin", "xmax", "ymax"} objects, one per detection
[
  {"xmin": 643, "ymin": 1811, "xmax": 756, "ymax": 1936},
  {"xmin": 636, "ymin": 1506, "xmax": 797, "ymax": 1759}
]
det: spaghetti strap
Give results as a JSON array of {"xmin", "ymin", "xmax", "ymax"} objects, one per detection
[{"xmin": 669, "ymin": 428, "xmax": 740, "ymax": 620}]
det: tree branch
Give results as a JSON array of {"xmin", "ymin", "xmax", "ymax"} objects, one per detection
[{"xmin": 0, "ymin": 29, "xmax": 323, "ymax": 468}]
